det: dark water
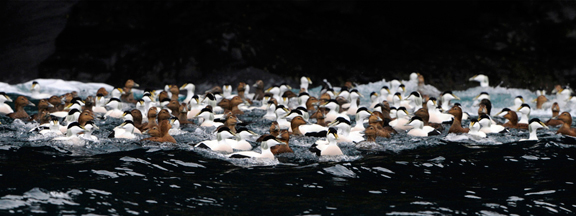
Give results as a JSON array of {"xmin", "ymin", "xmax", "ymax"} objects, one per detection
[
  {"xmin": 1, "ymin": 121, "xmax": 576, "ymax": 215},
  {"xmin": 1, "ymin": 90, "xmax": 576, "ymax": 215}
]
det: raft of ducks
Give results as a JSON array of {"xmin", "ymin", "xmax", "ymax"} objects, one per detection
[{"xmin": 1, "ymin": 73, "xmax": 575, "ymax": 160}]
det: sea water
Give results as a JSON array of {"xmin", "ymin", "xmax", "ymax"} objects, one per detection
[{"xmin": 0, "ymin": 78, "xmax": 575, "ymax": 215}]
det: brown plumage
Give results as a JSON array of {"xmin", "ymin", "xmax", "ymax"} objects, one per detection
[
  {"xmin": 447, "ymin": 105, "xmax": 469, "ymax": 134},
  {"xmin": 31, "ymin": 99, "xmax": 53, "ymax": 121},
  {"xmin": 237, "ymin": 82, "xmax": 253, "ymax": 104},
  {"xmin": 368, "ymin": 113, "xmax": 393, "ymax": 138},
  {"xmin": 7, "ymin": 96, "xmax": 34, "ymax": 120},
  {"xmin": 78, "ymin": 110, "xmax": 95, "ymax": 126},
  {"xmin": 157, "ymin": 91, "xmax": 169, "ymax": 103},
  {"xmin": 535, "ymin": 95, "xmax": 548, "ymax": 110},
  {"xmin": 502, "ymin": 110, "xmax": 519, "ymax": 129},
  {"xmin": 37, "ymin": 110, "xmax": 52, "ymax": 125},
  {"xmin": 121, "ymin": 79, "xmax": 138, "ymax": 104},
  {"xmin": 178, "ymin": 103, "xmax": 193, "ymax": 124},
  {"xmin": 223, "ymin": 113, "xmax": 239, "ymax": 133},
  {"xmin": 545, "ymin": 102, "xmax": 563, "ymax": 127},
  {"xmin": 252, "ymin": 80, "xmax": 265, "ymax": 101},
  {"xmin": 556, "ymin": 112, "xmax": 576, "ymax": 137},
  {"xmin": 130, "ymin": 109, "xmax": 147, "ymax": 131},
  {"xmin": 207, "ymin": 86, "xmax": 222, "ymax": 94},
  {"xmin": 83, "ymin": 95, "xmax": 95, "ymax": 112},
  {"xmin": 96, "ymin": 87, "xmax": 109, "ymax": 97},
  {"xmin": 256, "ymin": 121, "xmax": 280, "ymax": 142},
  {"xmin": 414, "ymin": 108, "xmax": 444, "ymax": 131},
  {"xmin": 290, "ymin": 116, "xmax": 307, "ymax": 136},
  {"xmin": 363, "ymin": 125, "xmax": 378, "ymax": 142},
  {"xmin": 229, "ymin": 96, "xmax": 245, "ymax": 115},
  {"xmin": 141, "ymin": 120, "xmax": 177, "ymax": 143},
  {"xmin": 271, "ymin": 129, "xmax": 293, "ymax": 155},
  {"xmin": 218, "ymin": 98, "xmax": 231, "ymax": 112},
  {"xmin": 157, "ymin": 109, "xmax": 171, "ymax": 122},
  {"xmin": 306, "ymin": 96, "xmax": 319, "ymax": 111},
  {"xmin": 47, "ymin": 95, "xmax": 64, "ymax": 112},
  {"xmin": 146, "ymin": 107, "xmax": 159, "ymax": 128}
]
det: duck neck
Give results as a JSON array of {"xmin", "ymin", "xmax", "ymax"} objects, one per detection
[
  {"xmin": 291, "ymin": 123, "xmax": 302, "ymax": 136},
  {"xmin": 450, "ymin": 119, "xmax": 463, "ymax": 131},
  {"xmin": 528, "ymin": 127, "xmax": 538, "ymax": 140},
  {"xmin": 519, "ymin": 113, "xmax": 529, "ymax": 124},
  {"xmin": 184, "ymin": 90, "xmax": 194, "ymax": 102}
]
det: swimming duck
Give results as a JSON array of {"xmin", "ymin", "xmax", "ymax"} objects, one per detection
[
  {"xmin": 351, "ymin": 107, "xmax": 372, "ymax": 132},
  {"xmin": 222, "ymin": 84, "xmax": 233, "ymax": 99},
  {"xmin": 274, "ymin": 105, "xmax": 291, "ymax": 130},
  {"xmin": 478, "ymin": 115, "xmax": 508, "ymax": 134},
  {"xmin": 320, "ymin": 99, "xmax": 341, "ymax": 123},
  {"xmin": 78, "ymin": 109, "xmax": 95, "ymax": 127},
  {"xmin": 545, "ymin": 102, "xmax": 563, "ymax": 126},
  {"xmin": 472, "ymin": 92, "xmax": 490, "ymax": 106},
  {"xmin": 440, "ymin": 91, "xmax": 460, "ymax": 111},
  {"xmin": 376, "ymin": 86, "xmax": 390, "ymax": 106},
  {"xmin": 109, "ymin": 87, "xmax": 125, "ymax": 100},
  {"xmin": 142, "ymin": 119, "xmax": 177, "ymax": 143},
  {"xmin": 38, "ymin": 119, "xmax": 63, "ymax": 136},
  {"xmin": 226, "ymin": 127, "xmax": 257, "ymax": 151},
  {"xmin": 467, "ymin": 118, "xmax": 486, "ymax": 138},
  {"xmin": 448, "ymin": 105, "xmax": 469, "ymax": 134},
  {"xmin": 168, "ymin": 116, "xmax": 181, "ymax": 135},
  {"xmin": 469, "ymin": 74, "xmax": 489, "ymax": 87},
  {"xmin": 361, "ymin": 125, "xmax": 378, "ymax": 142},
  {"xmin": 496, "ymin": 108, "xmax": 519, "ymax": 129},
  {"xmin": 404, "ymin": 91, "xmax": 423, "ymax": 113},
  {"xmin": 52, "ymin": 122, "xmax": 88, "ymax": 144},
  {"xmin": 187, "ymin": 95, "xmax": 202, "ymax": 119},
  {"xmin": 121, "ymin": 79, "xmax": 139, "ymax": 104},
  {"xmin": 30, "ymin": 81, "xmax": 52, "ymax": 99},
  {"xmin": 290, "ymin": 116, "xmax": 328, "ymax": 137},
  {"xmin": 80, "ymin": 120, "xmax": 99, "ymax": 142},
  {"xmin": 509, "ymin": 96, "xmax": 525, "ymax": 111},
  {"xmin": 0, "ymin": 93, "xmax": 15, "ymax": 114},
  {"xmin": 252, "ymin": 80, "xmax": 265, "ymax": 101},
  {"xmin": 109, "ymin": 120, "xmax": 137, "ymax": 139},
  {"xmin": 389, "ymin": 107, "xmax": 412, "ymax": 132},
  {"xmin": 413, "ymin": 108, "xmax": 444, "ymax": 132},
  {"xmin": 104, "ymin": 98, "xmax": 124, "ymax": 119},
  {"xmin": 157, "ymin": 108, "xmax": 172, "ymax": 123},
  {"xmin": 426, "ymin": 97, "xmax": 453, "ymax": 124},
  {"xmin": 195, "ymin": 108, "xmax": 221, "ymax": 127},
  {"xmin": 228, "ymin": 96, "xmax": 245, "ymax": 115},
  {"xmin": 272, "ymin": 129, "xmax": 293, "ymax": 153},
  {"xmin": 195, "ymin": 126, "xmax": 237, "ymax": 153},
  {"xmin": 180, "ymin": 82, "xmax": 196, "ymax": 104},
  {"xmin": 300, "ymin": 76, "xmax": 312, "ymax": 93},
  {"xmin": 516, "ymin": 104, "xmax": 531, "ymax": 130},
  {"xmin": 47, "ymin": 95, "xmax": 64, "ymax": 113},
  {"xmin": 262, "ymin": 100, "xmax": 278, "ymax": 121},
  {"xmin": 519, "ymin": 118, "xmax": 549, "ymax": 141},
  {"xmin": 406, "ymin": 116, "xmax": 441, "ymax": 137},
  {"xmin": 344, "ymin": 89, "xmax": 362, "ymax": 116},
  {"xmin": 227, "ymin": 135, "xmax": 284, "ymax": 159},
  {"xmin": 309, "ymin": 127, "xmax": 343, "ymax": 156},
  {"xmin": 329, "ymin": 117, "xmax": 364, "ymax": 143},
  {"xmin": 7, "ymin": 96, "xmax": 35, "ymax": 120},
  {"xmin": 556, "ymin": 112, "xmax": 576, "ymax": 137},
  {"xmin": 387, "ymin": 80, "xmax": 402, "ymax": 102},
  {"xmin": 391, "ymin": 92, "xmax": 403, "ymax": 108},
  {"xmin": 30, "ymin": 99, "xmax": 54, "ymax": 122},
  {"xmin": 534, "ymin": 91, "xmax": 549, "ymax": 110}
]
